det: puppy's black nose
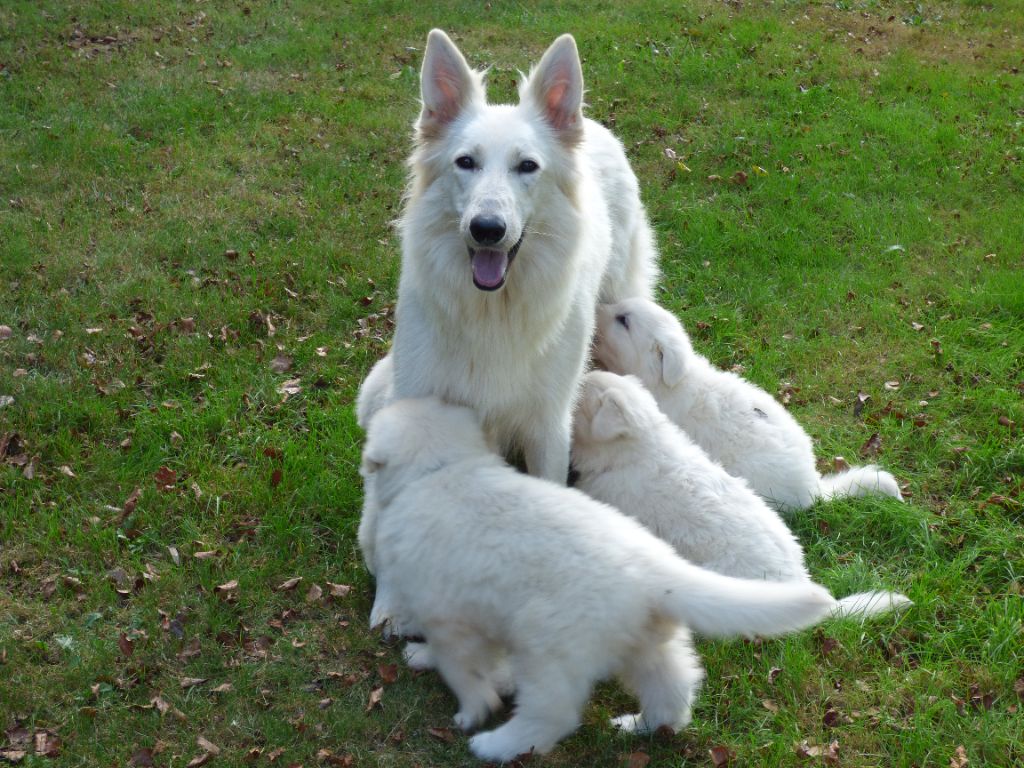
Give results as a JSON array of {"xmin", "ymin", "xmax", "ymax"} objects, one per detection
[{"xmin": 469, "ymin": 215, "xmax": 506, "ymax": 246}]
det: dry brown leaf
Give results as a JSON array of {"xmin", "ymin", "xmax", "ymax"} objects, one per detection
[
  {"xmin": 832, "ymin": 456, "xmax": 850, "ymax": 472},
  {"xmin": 212, "ymin": 683, "xmax": 233, "ymax": 694},
  {"xmin": 130, "ymin": 748, "xmax": 155, "ymax": 767},
  {"xmin": 326, "ymin": 582, "xmax": 351, "ymax": 599},
  {"xmin": 365, "ymin": 686, "xmax": 384, "ymax": 712},
  {"xmin": 33, "ymin": 730, "xmax": 61, "ymax": 758},
  {"xmin": 154, "ymin": 466, "xmax": 177, "ymax": 491},
  {"xmin": 624, "ymin": 751, "xmax": 651, "ymax": 768},
  {"xmin": 859, "ymin": 432, "xmax": 882, "ymax": 458},
  {"xmin": 186, "ymin": 752, "xmax": 214, "ymax": 768},
  {"xmin": 214, "ymin": 580, "xmax": 238, "ymax": 594},
  {"xmin": 0, "ymin": 325, "xmax": 11, "ymax": 340},
  {"xmin": 426, "ymin": 727, "xmax": 454, "ymax": 743},
  {"xmin": 180, "ymin": 677, "xmax": 209, "ymax": 689},
  {"xmin": 270, "ymin": 354, "xmax": 292, "ymax": 374},
  {"xmin": 277, "ymin": 577, "xmax": 302, "ymax": 591},
  {"xmin": 118, "ymin": 632, "xmax": 135, "ymax": 658},
  {"xmin": 762, "ymin": 698, "xmax": 779, "ymax": 713},
  {"xmin": 276, "ymin": 378, "xmax": 302, "ymax": 397},
  {"xmin": 266, "ymin": 747, "xmax": 285, "ymax": 762},
  {"xmin": 950, "ymin": 745, "xmax": 968, "ymax": 768},
  {"xmin": 709, "ymin": 745, "xmax": 735, "ymax": 766},
  {"xmin": 196, "ymin": 736, "xmax": 220, "ymax": 756},
  {"xmin": 378, "ymin": 664, "xmax": 398, "ymax": 684},
  {"xmin": 306, "ymin": 583, "xmax": 323, "ymax": 603}
]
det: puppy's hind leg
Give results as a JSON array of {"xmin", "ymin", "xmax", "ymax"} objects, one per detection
[
  {"xmin": 426, "ymin": 626, "xmax": 504, "ymax": 733},
  {"xmin": 469, "ymin": 661, "xmax": 590, "ymax": 761},
  {"xmin": 612, "ymin": 628, "xmax": 705, "ymax": 734}
]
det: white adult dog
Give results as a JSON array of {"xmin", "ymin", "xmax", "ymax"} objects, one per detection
[
  {"xmin": 384, "ymin": 30, "xmax": 658, "ymax": 484},
  {"xmin": 361, "ymin": 397, "xmax": 836, "ymax": 761},
  {"xmin": 572, "ymin": 371, "xmax": 912, "ymax": 619},
  {"xmin": 594, "ymin": 297, "xmax": 904, "ymax": 511}
]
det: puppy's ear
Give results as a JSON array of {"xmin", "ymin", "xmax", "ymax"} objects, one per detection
[
  {"xmin": 418, "ymin": 29, "xmax": 484, "ymax": 139},
  {"xmin": 523, "ymin": 34, "xmax": 584, "ymax": 146},
  {"xmin": 589, "ymin": 389, "xmax": 639, "ymax": 442},
  {"xmin": 656, "ymin": 339, "xmax": 685, "ymax": 388},
  {"xmin": 360, "ymin": 450, "xmax": 386, "ymax": 477}
]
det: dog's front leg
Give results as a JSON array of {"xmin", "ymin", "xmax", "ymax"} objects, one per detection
[{"xmin": 524, "ymin": 422, "xmax": 571, "ymax": 485}]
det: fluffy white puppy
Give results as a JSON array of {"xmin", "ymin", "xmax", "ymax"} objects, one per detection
[
  {"xmin": 594, "ymin": 297, "xmax": 904, "ymax": 511},
  {"xmin": 363, "ymin": 397, "xmax": 837, "ymax": 762},
  {"xmin": 572, "ymin": 371, "xmax": 912, "ymax": 619}
]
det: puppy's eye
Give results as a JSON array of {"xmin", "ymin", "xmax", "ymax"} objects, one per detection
[
  {"xmin": 455, "ymin": 155, "xmax": 476, "ymax": 170},
  {"xmin": 615, "ymin": 313, "xmax": 630, "ymax": 330},
  {"xmin": 517, "ymin": 159, "xmax": 539, "ymax": 174}
]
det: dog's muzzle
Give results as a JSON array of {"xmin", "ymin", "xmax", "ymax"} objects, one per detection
[{"xmin": 469, "ymin": 233, "xmax": 525, "ymax": 292}]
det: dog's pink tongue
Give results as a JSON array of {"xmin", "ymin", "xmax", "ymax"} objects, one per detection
[{"xmin": 471, "ymin": 249, "xmax": 508, "ymax": 289}]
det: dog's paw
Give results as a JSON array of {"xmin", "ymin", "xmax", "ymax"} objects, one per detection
[
  {"xmin": 467, "ymin": 731, "xmax": 523, "ymax": 763},
  {"xmin": 610, "ymin": 713, "xmax": 648, "ymax": 734},
  {"xmin": 403, "ymin": 641, "xmax": 436, "ymax": 670}
]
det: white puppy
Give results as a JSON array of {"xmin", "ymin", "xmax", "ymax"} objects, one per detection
[
  {"xmin": 594, "ymin": 297, "xmax": 904, "ymax": 511},
  {"xmin": 572, "ymin": 371, "xmax": 911, "ymax": 619},
  {"xmin": 363, "ymin": 397, "xmax": 837, "ymax": 761}
]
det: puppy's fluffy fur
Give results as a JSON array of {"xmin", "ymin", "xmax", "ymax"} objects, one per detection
[
  {"xmin": 388, "ymin": 31, "xmax": 657, "ymax": 484},
  {"xmin": 594, "ymin": 297, "xmax": 904, "ymax": 511},
  {"xmin": 363, "ymin": 397, "xmax": 837, "ymax": 761},
  {"xmin": 572, "ymin": 371, "xmax": 911, "ymax": 619}
]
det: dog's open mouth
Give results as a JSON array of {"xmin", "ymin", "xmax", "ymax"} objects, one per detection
[{"xmin": 469, "ymin": 234, "xmax": 524, "ymax": 291}]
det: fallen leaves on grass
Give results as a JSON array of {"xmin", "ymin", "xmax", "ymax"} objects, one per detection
[
  {"xmin": 624, "ymin": 751, "xmax": 651, "ymax": 768},
  {"xmin": 795, "ymin": 739, "xmax": 839, "ymax": 763},
  {"xmin": 306, "ymin": 583, "xmax": 323, "ymax": 603},
  {"xmin": 118, "ymin": 632, "xmax": 136, "ymax": 658},
  {"xmin": 859, "ymin": 432, "xmax": 883, "ymax": 458},
  {"xmin": 316, "ymin": 749, "xmax": 354, "ymax": 766},
  {"xmin": 154, "ymin": 466, "xmax": 177, "ymax": 491},
  {"xmin": 277, "ymin": 378, "xmax": 302, "ymax": 398},
  {"xmin": 950, "ymin": 745, "xmax": 968, "ymax": 768},
  {"xmin": 130, "ymin": 748, "xmax": 155, "ymax": 766},
  {"xmin": 277, "ymin": 577, "xmax": 302, "ymax": 591},
  {"xmin": 0, "ymin": 325, "xmax": 11, "ymax": 339},
  {"xmin": 762, "ymin": 699, "xmax": 779, "ymax": 713},
  {"xmin": 326, "ymin": 582, "xmax": 351, "ymax": 599},
  {"xmin": 709, "ymin": 745, "xmax": 735, "ymax": 766},
  {"xmin": 378, "ymin": 664, "xmax": 398, "ymax": 684},
  {"xmin": 270, "ymin": 354, "xmax": 292, "ymax": 373},
  {"xmin": 33, "ymin": 731, "xmax": 61, "ymax": 758},
  {"xmin": 426, "ymin": 727, "xmax": 454, "ymax": 743},
  {"xmin": 365, "ymin": 686, "xmax": 384, "ymax": 712},
  {"xmin": 180, "ymin": 677, "xmax": 209, "ymax": 690}
]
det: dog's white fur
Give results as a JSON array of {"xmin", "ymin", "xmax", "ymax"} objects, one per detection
[
  {"xmin": 594, "ymin": 298, "xmax": 904, "ymax": 511},
  {"xmin": 362, "ymin": 397, "xmax": 836, "ymax": 761},
  {"xmin": 387, "ymin": 30, "xmax": 657, "ymax": 484},
  {"xmin": 572, "ymin": 371, "xmax": 911, "ymax": 620}
]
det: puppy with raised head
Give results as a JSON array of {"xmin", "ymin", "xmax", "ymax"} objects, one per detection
[
  {"xmin": 594, "ymin": 297, "xmax": 904, "ymax": 511},
  {"xmin": 572, "ymin": 371, "xmax": 911, "ymax": 619},
  {"xmin": 363, "ymin": 397, "xmax": 837, "ymax": 761}
]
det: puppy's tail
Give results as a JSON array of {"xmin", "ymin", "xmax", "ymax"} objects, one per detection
[
  {"xmin": 830, "ymin": 590, "xmax": 912, "ymax": 619},
  {"xmin": 655, "ymin": 559, "xmax": 835, "ymax": 638},
  {"xmin": 817, "ymin": 465, "xmax": 903, "ymax": 502}
]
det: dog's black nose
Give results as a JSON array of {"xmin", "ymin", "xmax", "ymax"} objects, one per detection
[{"xmin": 469, "ymin": 215, "xmax": 506, "ymax": 246}]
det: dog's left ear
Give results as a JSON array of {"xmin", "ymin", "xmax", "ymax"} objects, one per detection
[
  {"xmin": 524, "ymin": 34, "xmax": 584, "ymax": 145},
  {"xmin": 589, "ymin": 389, "xmax": 638, "ymax": 442}
]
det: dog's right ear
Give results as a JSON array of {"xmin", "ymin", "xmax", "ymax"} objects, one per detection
[
  {"xmin": 418, "ymin": 29, "xmax": 484, "ymax": 139},
  {"xmin": 589, "ymin": 388, "xmax": 639, "ymax": 442}
]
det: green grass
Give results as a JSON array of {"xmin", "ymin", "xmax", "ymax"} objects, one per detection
[{"xmin": 1, "ymin": 0, "xmax": 1022, "ymax": 765}]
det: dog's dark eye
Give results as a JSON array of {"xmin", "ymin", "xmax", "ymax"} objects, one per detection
[
  {"xmin": 455, "ymin": 155, "xmax": 476, "ymax": 170},
  {"xmin": 615, "ymin": 313, "xmax": 630, "ymax": 330},
  {"xmin": 517, "ymin": 159, "xmax": 539, "ymax": 174}
]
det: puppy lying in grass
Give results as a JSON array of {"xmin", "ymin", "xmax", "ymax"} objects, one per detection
[
  {"xmin": 594, "ymin": 297, "xmax": 904, "ymax": 512},
  {"xmin": 361, "ymin": 397, "xmax": 836, "ymax": 761},
  {"xmin": 572, "ymin": 371, "xmax": 911, "ymax": 619}
]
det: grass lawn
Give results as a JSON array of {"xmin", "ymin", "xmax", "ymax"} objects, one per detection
[{"xmin": 1, "ymin": 0, "xmax": 1022, "ymax": 765}]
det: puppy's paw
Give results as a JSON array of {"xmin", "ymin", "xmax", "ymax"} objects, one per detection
[
  {"xmin": 403, "ymin": 641, "xmax": 436, "ymax": 670},
  {"xmin": 610, "ymin": 713, "xmax": 648, "ymax": 734},
  {"xmin": 468, "ymin": 730, "xmax": 531, "ymax": 763}
]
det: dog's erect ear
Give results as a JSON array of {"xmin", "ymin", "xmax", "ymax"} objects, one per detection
[
  {"xmin": 524, "ymin": 34, "xmax": 584, "ymax": 145},
  {"xmin": 589, "ymin": 388, "xmax": 639, "ymax": 443},
  {"xmin": 418, "ymin": 29, "xmax": 483, "ymax": 138}
]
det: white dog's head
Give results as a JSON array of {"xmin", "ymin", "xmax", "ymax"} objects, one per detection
[
  {"xmin": 406, "ymin": 30, "xmax": 586, "ymax": 292},
  {"xmin": 362, "ymin": 397, "xmax": 489, "ymax": 505},
  {"xmin": 594, "ymin": 298, "xmax": 694, "ymax": 391},
  {"xmin": 572, "ymin": 370, "xmax": 662, "ymax": 448}
]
